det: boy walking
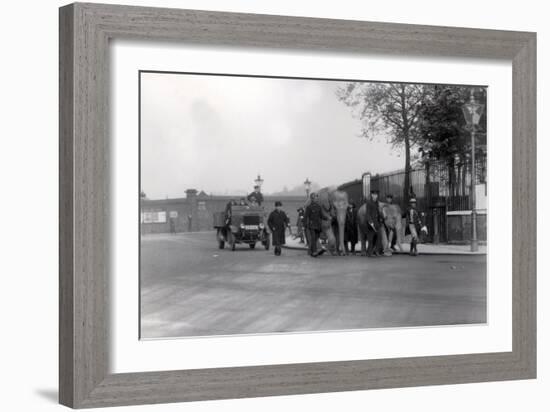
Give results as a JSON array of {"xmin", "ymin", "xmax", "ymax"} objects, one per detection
[{"xmin": 405, "ymin": 198, "xmax": 428, "ymax": 256}]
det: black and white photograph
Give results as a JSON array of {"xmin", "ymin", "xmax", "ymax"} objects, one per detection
[
  {"xmin": 139, "ymin": 71, "xmax": 488, "ymax": 339},
  {"xmin": 2, "ymin": 0, "xmax": 545, "ymax": 409}
]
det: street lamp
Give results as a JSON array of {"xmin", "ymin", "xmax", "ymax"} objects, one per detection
[
  {"xmin": 254, "ymin": 174, "xmax": 264, "ymax": 190},
  {"xmin": 304, "ymin": 178, "xmax": 312, "ymax": 198},
  {"xmin": 462, "ymin": 88, "xmax": 485, "ymax": 252}
]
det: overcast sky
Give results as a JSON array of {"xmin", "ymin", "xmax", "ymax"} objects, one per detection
[{"xmin": 140, "ymin": 72, "xmax": 404, "ymax": 199}]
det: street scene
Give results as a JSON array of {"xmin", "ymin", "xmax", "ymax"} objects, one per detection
[
  {"xmin": 141, "ymin": 232, "xmax": 486, "ymax": 338},
  {"xmin": 140, "ymin": 71, "xmax": 488, "ymax": 339}
]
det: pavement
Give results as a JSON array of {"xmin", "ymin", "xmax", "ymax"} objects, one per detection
[
  {"xmin": 140, "ymin": 231, "xmax": 486, "ymax": 339},
  {"xmin": 284, "ymin": 234, "xmax": 487, "ymax": 255}
]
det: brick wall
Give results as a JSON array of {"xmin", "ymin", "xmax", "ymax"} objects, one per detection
[{"xmin": 141, "ymin": 192, "xmax": 307, "ymax": 234}]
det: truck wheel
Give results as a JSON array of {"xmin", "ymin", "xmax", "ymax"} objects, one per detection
[
  {"xmin": 249, "ymin": 243, "xmax": 256, "ymax": 249},
  {"xmin": 217, "ymin": 229, "xmax": 225, "ymax": 249}
]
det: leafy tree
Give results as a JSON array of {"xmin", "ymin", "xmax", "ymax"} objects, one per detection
[
  {"xmin": 336, "ymin": 82, "xmax": 428, "ymax": 203},
  {"xmin": 417, "ymin": 86, "xmax": 486, "ymax": 196}
]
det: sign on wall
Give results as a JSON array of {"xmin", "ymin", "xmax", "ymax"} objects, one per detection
[{"xmin": 141, "ymin": 210, "xmax": 167, "ymax": 223}]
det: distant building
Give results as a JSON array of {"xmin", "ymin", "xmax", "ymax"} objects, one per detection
[{"xmin": 140, "ymin": 189, "xmax": 307, "ymax": 234}]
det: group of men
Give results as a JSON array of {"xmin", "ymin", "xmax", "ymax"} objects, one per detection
[
  {"xmin": 292, "ymin": 190, "xmax": 427, "ymax": 257},
  {"xmin": 360, "ymin": 189, "xmax": 427, "ymax": 257},
  {"xmin": 239, "ymin": 184, "xmax": 427, "ymax": 258}
]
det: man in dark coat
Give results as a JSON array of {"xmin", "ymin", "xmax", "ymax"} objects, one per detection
[
  {"xmin": 247, "ymin": 185, "xmax": 264, "ymax": 206},
  {"xmin": 267, "ymin": 201, "xmax": 290, "ymax": 256},
  {"xmin": 224, "ymin": 199, "xmax": 236, "ymax": 225},
  {"xmin": 365, "ymin": 189, "xmax": 383, "ymax": 257},
  {"xmin": 304, "ymin": 192, "xmax": 324, "ymax": 257},
  {"xmin": 344, "ymin": 202, "xmax": 358, "ymax": 255}
]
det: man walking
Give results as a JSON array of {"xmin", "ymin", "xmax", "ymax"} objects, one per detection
[
  {"xmin": 365, "ymin": 189, "xmax": 383, "ymax": 257},
  {"xmin": 304, "ymin": 192, "xmax": 324, "ymax": 257},
  {"xmin": 267, "ymin": 201, "xmax": 290, "ymax": 256},
  {"xmin": 405, "ymin": 197, "xmax": 428, "ymax": 256}
]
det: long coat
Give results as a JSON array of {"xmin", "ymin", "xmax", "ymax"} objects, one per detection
[
  {"xmin": 268, "ymin": 209, "xmax": 289, "ymax": 246},
  {"xmin": 304, "ymin": 202, "xmax": 323, "ymax": 231},
  {"xmin": 344, "ymin": 206, "xmax": 358, "ymax": 243},
  {"xmin": 365, "ymin": 199, "xmax": 382, "ymax": 230}
]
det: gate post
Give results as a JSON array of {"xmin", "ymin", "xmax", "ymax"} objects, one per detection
[
  {"xmin": 433, "ymin": 208, "xmax": 440, "ymax": 244},
  {"xmin": 362, "ymin": 172, "xmax": 371, "ymax": 202}
]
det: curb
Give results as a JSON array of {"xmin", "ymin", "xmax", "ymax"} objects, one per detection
[{"xmin": 281, "ymin": 244, "xmax": 487, "ymax": 256}]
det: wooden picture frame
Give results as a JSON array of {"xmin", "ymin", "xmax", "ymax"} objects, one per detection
[{"xmin": 59, "ymin": 2, "xmax": 536, "ymax": 408}]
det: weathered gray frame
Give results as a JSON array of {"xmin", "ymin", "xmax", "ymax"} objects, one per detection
[{"xmin": 59, "ymin": 2, "xmax": 536, "ymax": 408}]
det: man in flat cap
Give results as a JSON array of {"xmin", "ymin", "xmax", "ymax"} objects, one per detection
[
  {"xmin": 268, "ymin": 201, "xmax": 290, "ymax": 256},
  {"xmin": 365, "ymin": 189, "xmax": 383, "ymax": 257}
]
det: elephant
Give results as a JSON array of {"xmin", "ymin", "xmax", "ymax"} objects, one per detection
[
  {"xmin": 356, "ymin": 201, "xmax": 404, "ymax": 256},
  {"xmin": 380, "ymin": 202, "xmax": 404, "ymax": 253},
  {"xmin": 304, "ymin": 187, "xmax": 349, "ymax": 255}
]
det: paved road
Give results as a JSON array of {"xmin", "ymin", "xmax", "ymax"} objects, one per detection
[{"xmin": 140, "ymin": 232, "xmax": 486, "ymax": 339}]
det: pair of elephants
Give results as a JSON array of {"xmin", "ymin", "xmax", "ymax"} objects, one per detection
[{"xmin": 305, "ymin": 187, "xmax": 404, "ymax": 256}]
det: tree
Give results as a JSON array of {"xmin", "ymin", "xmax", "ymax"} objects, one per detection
[
  {"xmin": 417, "ymin": 86, "xmax": 487, "ymax": 196},
  {"xmin": 336, "ymin": 82, "xmax": 428, "ymax": 203}
]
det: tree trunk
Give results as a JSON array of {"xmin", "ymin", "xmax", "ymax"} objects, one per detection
[
  {"xmin": 425, "ymin": 161, "xmax": 431, "ymax": 198},
  {"xmin": 400, "ymin": 85, "xmax": 412, "ymax": 206},
  {"xmin": 403, "ymin": 133, "xmax": 411, "ymax": 204}
]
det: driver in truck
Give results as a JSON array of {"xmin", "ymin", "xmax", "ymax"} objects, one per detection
[{"xmin": 247, "ymin": 185, "xmax": 264, "ymax": 206}]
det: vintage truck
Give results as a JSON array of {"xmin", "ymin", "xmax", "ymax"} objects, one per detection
[{"xmin": 213, "ymin": 205, "xmax": 270, "ymax": 251}]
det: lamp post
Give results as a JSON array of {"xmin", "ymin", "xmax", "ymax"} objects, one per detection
[
  {"xmin": 304, "ymin": 178, "xmax": 312, "ymax": 198},
  {"xmin": 462, "ymin": 88, "xmax": 485, "ymax": 252},
  {"xmin": 254, "ymin": 174, "xmax": 264, "ymax": 190}
]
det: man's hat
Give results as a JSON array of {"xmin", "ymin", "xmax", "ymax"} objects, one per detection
[
  {"xmin": 386, "ymin": 193, "xmax": 394, "ymax": 198},
  {"xmin": 409, "ymin": 197, "xmax": 417, "ymax": 203},
  {"xmin": 370, "ymin": 189, "xmax": 379, "ymax": 194},
  {"xmin": 275, "ymin": 201, "xmax": 282, "ymax": 207}
]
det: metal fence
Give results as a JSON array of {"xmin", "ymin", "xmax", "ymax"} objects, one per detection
[
  {"xmin": 370, "ymin": 156, "xmax": 487, "ymax": 242},
  {"xmin": 372, "ymin": 156, "xmax": 486, "ymax": 210}
]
